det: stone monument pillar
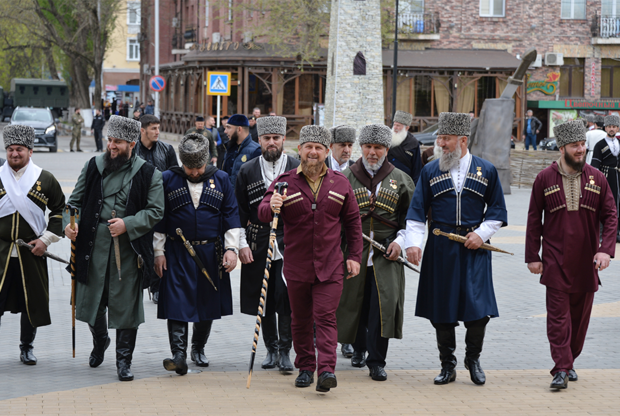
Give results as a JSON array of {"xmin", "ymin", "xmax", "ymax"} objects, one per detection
[{"xmin": 324, "ymin": 0, "xmax": 385, "ymax": 134}]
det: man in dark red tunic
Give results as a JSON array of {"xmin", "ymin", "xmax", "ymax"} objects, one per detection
[
  {"xmin": 526, "ymin": 120, "xmax": 617, "ymax": 390},
  {"xmin": 259, "ymin": 125, "xmax": 362, "ymax": 393}
]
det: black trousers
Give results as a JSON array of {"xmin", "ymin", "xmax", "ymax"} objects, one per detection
[
  {"xmin": 0, "ymin": 258, "xmax": 27, "ymax": 316},
  {"xmin": 94, "ymin": 129, "xmax": 103, "ymax": 151},
  {"xmin": 352, "ymin": 266, "xmax": 389, "ymax": 368}
]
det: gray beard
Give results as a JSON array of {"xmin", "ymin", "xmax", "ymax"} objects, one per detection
[
  {"xmin": 362, "ymin": 154, "xmax": 386, "ymax": 173},
  {"xmin": 438, "ymin": 145, "xmax": 462, "ymax": 172},
  {"xmin": 433, "ymin": 143, "xmax": 443, "ymax": 161},
  {"xmin": 391, "ymin": 127, "xmax": 408, "ymax": 147}
]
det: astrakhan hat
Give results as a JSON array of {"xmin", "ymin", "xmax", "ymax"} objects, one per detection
[
  {"xmin": 393, "ymin": 110, "xmax": 413, "ymax": 127},
  {"xmin": 3, "ymin": 125, "xmax": 34, "ymax": 149},
  {"xmin": 604, "ymin": 115, "xmax": 620, "ymax": 127},
  {"xmin": 358, "ymin": 124, "xmax": 392, "ymax": 148},
  {"xmin": 299, "ymin": 125, "xmax": 331, "ymax": 148},
  {"xmin": 554, "ymin": 120, "xmax": 586, "ymax": 148},
  {"xmin": 178, "ymin": 133, "xmax": 210, "ymax": 168},
  {"xmin": 330, "ymin": 125, "xmax": 356, "ymax": 144},
  {"xmin": 227, "ymin": 114, "xmax": 249, "ymax": 127},
  {"xmin": 436, "ymin": 112, "xmax": 471, "ymax": 137},
  {"xmin": 256, "ymin": 116, "xmax": 286, "ymax": 137},
  {"xmin": 195, "ymin": 116, "xmax": 205, "ymax": 122},
  {"xmin": 107, "ymin": 115, "xmax": 141, "ymax": 143}
]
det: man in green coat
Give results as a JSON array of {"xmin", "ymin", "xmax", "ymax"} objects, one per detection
[
  {"xmin": 70, "ymin": 108, "xmax": 84, "ymax": 152},
  {"xmin": 186, "ymin": 116, "xmax": 217, "ymax": 165},
  {"xmin": 0, "ymin": 125, "xmax": 65, "ymax": 365},
  {"xmin": 64, "ymin": 115, "xmax": 164, "ymax": 381},
  {"xmin": 336, "ymin": 124, "xmax": 415, "ymax": 382}
]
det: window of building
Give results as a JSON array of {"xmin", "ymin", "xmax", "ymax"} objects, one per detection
[
  {"xmin": 353, "ymin": 52, "xmax": 366, "ymax": 76},
  {"xmin": 561, "ymin": 0, "xmax": 586, "ymax": 19},
  {"xmin": 401, "ymin": 0, "xmax": 424, "ymax": 13},
  {"xmin": 559, "ymin": 58, "xmax": 585, "ymax": 97},
  {"xmin": 205, "ymin": 1, "xmax": 209, "ymax": 26},
  {"xmin": 479, "ymin": 0, "xmax": 505, "ymax": 17},
  {"xmin": 601, "ymin": 59, "xmax": 620, "ymax": 97},
  {"xmin": 127, "ymin": 2, "xmax": 140, "ymax": 25},
  {"xmin": 127, "ymin": 38, "xmax": 140, "ymax": 61},
  {"xmin": 602, "ymin": 0, "xmax": 620, "ymax": 16}
]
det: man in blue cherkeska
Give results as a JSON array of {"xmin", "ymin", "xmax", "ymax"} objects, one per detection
[
  {"xmin": 153, "ymin": 133, "xmax": 242, "ymax": 375},
  {"xmin": 405, "ymin": 112, "xmax": 508, "ymax": 387}
]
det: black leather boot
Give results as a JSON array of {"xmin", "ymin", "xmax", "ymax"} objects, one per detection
[
  {"xmin": 261, "ymin": 314, "xmax": 279, "ymax": 369},
  {"xmin": 19, "ymin": 314, "xmax": 37, "ymax": 365},
  {"xmin": 163, "ymin": 320, "xmax": 188, "ymax": 375},
  {"xmin": 341, "ymin": 344, "xmax": 354, "ymax": 358},
  {"xmin": 351, "ymin": 350, "xmax": 366, "ymax": 368},
  {"xmin": 191, "ymin": 320, "xmax": 212, "ymax": 367},
  {"xmin": 433, "ymin": 325, "xmax": 457, "ymax": 385},
  {"xmin": 88, "ymin": 314, "xmax": 110, "ymax": 368},
  {"xmin": 116, "ymin": 329, "xmax": 137, "ymax": 381},
  {"xmin": 464, "ymin": 325, "xmax": 487, "ymax": 385},
  {"xmin": 277, "ymin": 314, "xmax": 293, "ymax": 373}
]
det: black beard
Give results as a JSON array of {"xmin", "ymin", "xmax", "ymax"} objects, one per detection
[
  {"xmin": 103, "ymin": 148, "xmax": 131, "ymax": 172},
  {"xmin": 263, "ymin": 147, "xmax": 282, "ymax": 162},
  {"xmin": 230, "ymin": 130, "xmax": 239, "ymax": 144},
  {"xmin": 564, "ymin": 152, "xmax": 585, "ymax": 172}
]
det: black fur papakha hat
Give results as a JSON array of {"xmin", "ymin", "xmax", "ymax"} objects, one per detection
[
  {"xmin": 3, "ymin": 125, "xmax": 35, "ymax": 149},
  {"xmin": 554, "ymin": 120, "xmax": 586, "ymax": 148},
  {"xmin": 107, "ymin": 115, "xmax": 141, "ymax": 142},
  {"xmin": 257, "ymin": 116, "xmax": 287, "ymax": 137},
  {"xmin": 179, "ymin": 133, "xmax": 210, "ymax": 168},
  {"xmin": 436, "ymin": 112, "xmax": 471, "ymax": 137}
]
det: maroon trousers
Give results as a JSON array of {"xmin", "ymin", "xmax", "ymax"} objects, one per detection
[
  {"xmin": 546, "ymin": 286, "xmax": 595, "ymax": 375},
  {"xmin": 286, "ymin": 276, "xmax": 343, "ymax": 375}
]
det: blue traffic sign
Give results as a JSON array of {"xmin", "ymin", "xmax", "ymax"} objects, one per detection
[
  {"xmin": 149, "ymin": 76, "xmax": 166, "ymax": 92},
  {"xmin": 207, "ymin": 72, "xmax": 231, "ymax": 96}
]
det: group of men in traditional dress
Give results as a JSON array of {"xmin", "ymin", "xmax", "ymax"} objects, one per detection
[{"xmin": 0, "ymin": 107, "xmax": 617, "ymax": 393}]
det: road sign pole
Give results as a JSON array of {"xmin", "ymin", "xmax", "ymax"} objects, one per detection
[
  {"xmin": 154, "ymin": 0, "xmax": 160, "ymax": 118},
  {"xmin": 217, "ymin": 95, "xmax": 221, "ymax": 128}
]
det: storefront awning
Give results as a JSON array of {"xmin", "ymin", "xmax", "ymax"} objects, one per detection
[{"xmin": 382, "ymin": 49, "xmax": 521, "ymax": 71}]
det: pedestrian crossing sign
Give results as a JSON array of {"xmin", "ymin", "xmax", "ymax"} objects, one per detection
[{"xmin": 207, "ymin": 72, "xmax": 231, "ymax": 96}]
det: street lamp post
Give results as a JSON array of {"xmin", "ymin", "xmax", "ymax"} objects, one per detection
[{"xmin": 391, "ymin": 0, "xmax": 399, "ymax": 123}]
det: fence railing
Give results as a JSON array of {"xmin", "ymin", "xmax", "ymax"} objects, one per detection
[{"xmin": 392, "ymin": 12, "xmax": 439, "ymax": 35}]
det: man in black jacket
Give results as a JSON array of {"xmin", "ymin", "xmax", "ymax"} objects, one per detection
[
  {"xmin": 217, "ymin": 116, "xmax": 230, "ymax": 169},
  {"xmin": 134, "ymin": 114, "xmax": 179, "ymax": 303},
  {"xmin": 388, "ymin": 111, "xmax": 422, "ymax": 185},
  {"xmin": 523, "ymin": 110, "xmax": 543, "ymax": 151},
  {"xmin": 91, "ymin": 109, "xmax": 105, "ymax": 152}
]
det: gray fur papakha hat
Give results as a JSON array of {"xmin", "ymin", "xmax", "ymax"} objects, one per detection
[
  {"xmin": 178, "ymin": 133, "xmax": 210, "ymax": 168},
  {"xmin": 256, "ymin": 116, "xmax": 286, "ymax": 137},
  {"xmin": 604, "ymin": 115, "xmax": 620, "ymax": 127},
  {"xmin": 299, "ymin": 125, "xmax": 331, "ymax": 148},
  {"xmin": 330, "ymin": 125, "xmax": 356, "ymax": 144},
  {"xmin": 3, "ymin": 124, "xmax": 34, "ymax": 149},
  {"xmin": 436, "ymin": 112, "xmax": 471, "ymax": 137},
  {"xmin": 554, "ymin": 120, "xmax": 586, "ymax": 148},
  {"xmin": 358, "ymin": 124, "xmax": 392, "ymax": 148},
  {"xmin": 107, "ymin": 115, "xmax": 141, "ymax": 142},
  {"xmin": 393, "ymin": 110, "xmax": 413, "ymax": 127}
]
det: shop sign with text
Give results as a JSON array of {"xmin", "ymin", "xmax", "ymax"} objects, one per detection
[{"xmin": 527, "ymin": 72, "xmax": 560, "ymax": 95}]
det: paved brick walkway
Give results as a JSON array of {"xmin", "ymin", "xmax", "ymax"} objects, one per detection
[{"xmin": 1, "ymin": 131, "xmax": 619, "ymax": 414}]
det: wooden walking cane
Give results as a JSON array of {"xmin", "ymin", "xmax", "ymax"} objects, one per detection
[
  {"xmin": 66, "ymin": 204, "xmax": 78, "ymax": 358},
  {"xmin": 247, "ymin": 182, "xmax": 288, "ymax": 389}
]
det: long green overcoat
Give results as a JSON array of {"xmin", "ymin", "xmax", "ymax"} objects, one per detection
[
  {"xmin": 63, "ymin": 154, "xmax": 164, "ymax": 329},
  {"xmin": 337, "ymin": 166, "xmax": 414, "ymax": 342}
]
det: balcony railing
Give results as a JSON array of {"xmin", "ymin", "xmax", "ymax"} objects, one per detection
[
  {"xmin": 600, "ymin": 15, "xmax": 620, "ymax": 38},
  {"xmin": 394, "ymin": 12, "xmax": 440, "ymax": 35}
]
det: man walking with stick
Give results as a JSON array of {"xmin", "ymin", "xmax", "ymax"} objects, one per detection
[
  {"xmin": 405, "ymin": 112, "xmax": 508, "ymax": 386},
  {"xmin": 0, "ymin": 125, "xmax": 65, "ymax": 365},
  {"xmin": 259, "ymin": 125, "xmax": 362, "ymax": 393},
  {"xmin": 526, "ymin": 120, "xmax": 617, "ymax": 389},
  {"xmin": 154, "ymin": 133, "xmax": 241, "ymax": 375},
  {"xmin": 63, "ymin": 115, "xmax": 164, "ymax": 381},
  {"xmin": 336, "ymin": 124, "xmax": 415, "ymax": 381},
  {"xmin": 236, "ymin": 116, "xmax": 298, "ymax": 373}
]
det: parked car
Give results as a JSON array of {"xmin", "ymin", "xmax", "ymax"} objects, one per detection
[
  {"xmin": 10, "ymin": 107, "xmax": 58, "ymax": 152},
  {"xmin": 539, "ymin": 137, "xmax": 559, "ymax": 151},
  {"xmin": 414, "ymin": 123, "xmax": 439, "ymax": 146}
]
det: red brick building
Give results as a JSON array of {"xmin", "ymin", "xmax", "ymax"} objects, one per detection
[{"xmin": 139, "ymin": 0, "xmax": 620, "ymax": 139}]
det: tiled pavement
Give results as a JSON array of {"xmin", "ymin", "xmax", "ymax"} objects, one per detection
[{"xmin": 0, "ymin": 131, "xmax": 620, "ymax": 414}]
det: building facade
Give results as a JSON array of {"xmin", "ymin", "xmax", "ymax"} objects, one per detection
[{"xmin": 138, "ymin": 0, "xmax": 620, "ymax": 140}]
